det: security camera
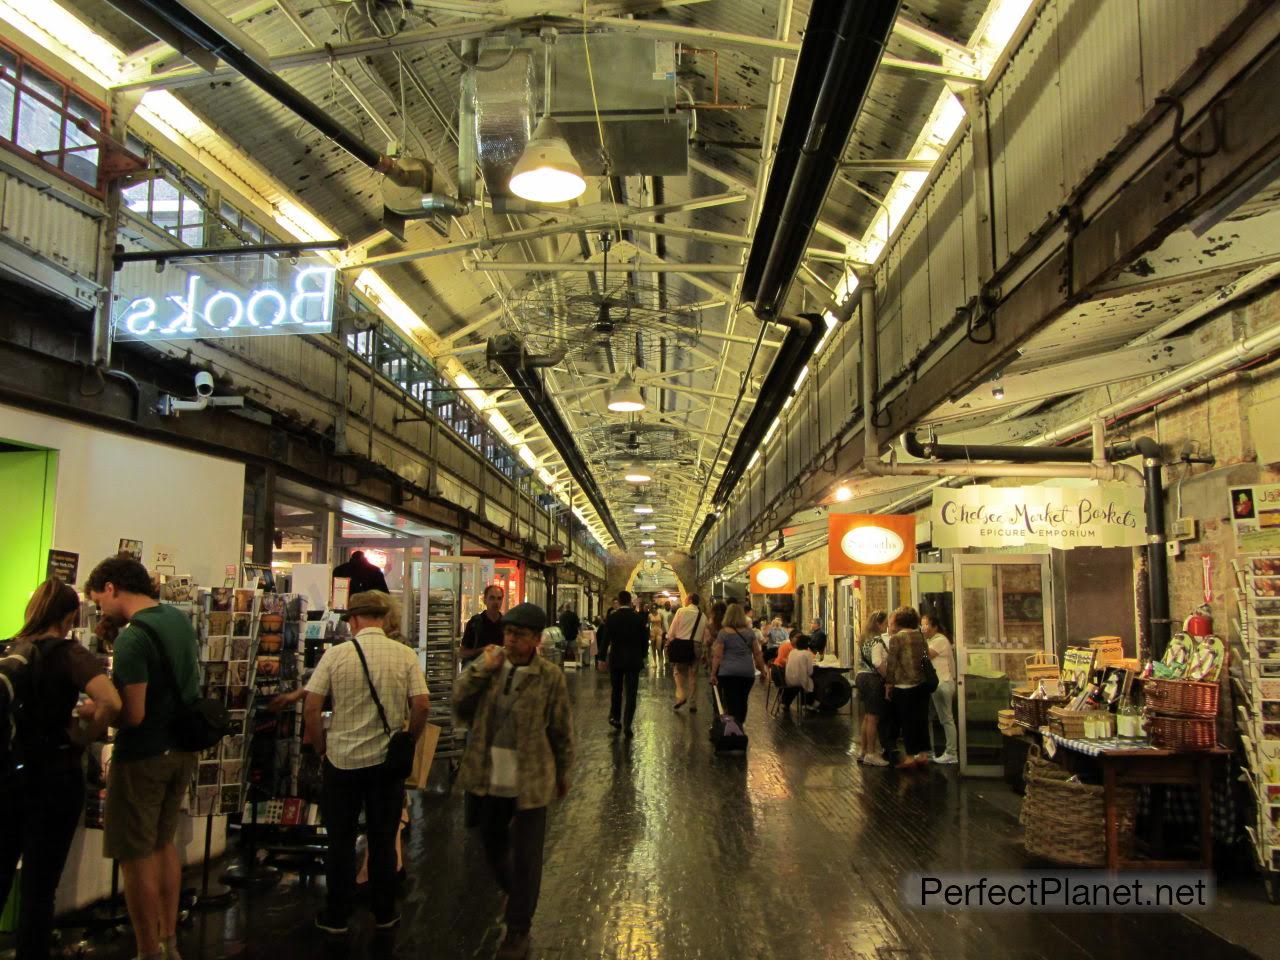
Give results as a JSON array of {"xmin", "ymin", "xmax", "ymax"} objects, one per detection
[{"xmin": 194, "ymin": 371, "xmax": 215, "ymax": 397}]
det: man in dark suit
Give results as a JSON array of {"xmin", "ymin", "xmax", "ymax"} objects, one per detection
[{"xmin": 604, "ymin": 591, "xmax": 649, "ymax": 737}]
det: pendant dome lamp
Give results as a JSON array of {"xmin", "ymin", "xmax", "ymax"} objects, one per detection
[
  {"xmin": 623, "ymin": 463, "xmax": 652, "ymax": 483},
  {"xmin": 606, "ymin": 373, "xmax": 645, "ymax": 413},
  {"xmin": 508, "ymin": 39, "xmax": 585, "ymax": 204}
]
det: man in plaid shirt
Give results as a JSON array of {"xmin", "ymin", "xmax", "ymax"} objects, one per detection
[
  {"xmin": 304, "ymin": 591, "xmax": 429, "ymax": 936},
  {"xmin": 455, "ymin": 603, "xmax": 574, "ymax": 960}
]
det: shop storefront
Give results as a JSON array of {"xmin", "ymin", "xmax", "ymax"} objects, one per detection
[{"xmin": 0, "ymin": 402, "xmax": 244, "ymax": 908}]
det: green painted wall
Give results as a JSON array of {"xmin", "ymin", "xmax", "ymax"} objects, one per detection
[{"xmin": 0, "ymin": 448, "xmax": 58, "ymax": 638}]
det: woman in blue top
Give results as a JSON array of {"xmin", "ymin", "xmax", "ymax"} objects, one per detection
[{"xmin": 709, "ymin": 603, "xmax": 767, "ymax": 726}]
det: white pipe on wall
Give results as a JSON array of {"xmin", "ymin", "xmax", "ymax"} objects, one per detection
[{"xmin": 859, "ymin": 281, "xmax": 1143, "ymax": 484}]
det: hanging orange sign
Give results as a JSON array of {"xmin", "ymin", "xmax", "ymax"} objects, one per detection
[
  {"xmin": 749, "ymin": 560, "xmax": 796, "ymax": 594},
  {"xmin": 828, "ymin": 514, "xmax": 915, "ymax": 576}
]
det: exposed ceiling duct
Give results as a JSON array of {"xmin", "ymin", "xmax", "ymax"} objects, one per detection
[
  {"xmin": 487, "ymin": 334, "xmax": 626, "ymax": 549},
  {"xmin": 469, "ymin": 31, "xmax": 688, "ymax": 200},
  {"xmin": 105, "ymin": 0, "xmax": 425, "ymax": 189},
  {"xmin": 740, "ymin": 0, "xmax": 902, "ymax": 318},
  {"xmin": 693, "ymin": 0, "xmax": 900, "ymax": 550}
]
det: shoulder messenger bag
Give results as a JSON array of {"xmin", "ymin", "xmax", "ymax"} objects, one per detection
[
  {"xmin": 666, "ymin": 610, "xmax": 702, "ymax": 664},
  {"xmin": 132, "ymin": 619, "xmax": 229, "ymax": 752},
  {"xmin": 352, "ymin": 638, "xmax": 416, "ymax": 779}
]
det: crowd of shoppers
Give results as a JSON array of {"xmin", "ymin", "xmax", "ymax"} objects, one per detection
[
  {"xmin": 853, "ymin": 606, "xmax": 957, "ymax": 769},
  {"xmin": 3, "ymin": 564, "xmax": 958, "ymax": 960}
]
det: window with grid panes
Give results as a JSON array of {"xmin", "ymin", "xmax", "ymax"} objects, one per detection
[{"xmin": 0, "ymin": 40, "xmax": 106, "ymax": 194}]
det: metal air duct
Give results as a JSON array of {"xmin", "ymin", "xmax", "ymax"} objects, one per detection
[
  {"xmin": 740, "ymin": 0, "xmax": 901, "ymax": 318},
  {"xmin": 106, "ymin": 0, "xmax": 423, "ymax": 186},
  {"xmin": 488, "ymin": 335, "xmax": 625, "ymax": 548}
]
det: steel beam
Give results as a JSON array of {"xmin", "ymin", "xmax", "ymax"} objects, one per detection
[
  {"xmin": 840, "ymin": 159, "xmax": 936, "ymax": 172},
  {"xmin": 890, "ymin": 17, "xmax": 979, "ymax": 65},
  {"xmin": 468, "ymin": 261, "xmax": 744, "ymax": 274},
  {"xmin": 687, "ymin": 155, "xmax": 864, "ymax": 253},
  {"xmin": 113, "ymin": 17, "xmax": 523, "ymax": 90}
]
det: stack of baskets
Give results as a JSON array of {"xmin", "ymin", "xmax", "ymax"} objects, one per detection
[
  {"xmin": 1143, "ymin": 676, "xmax": 1219, "ymax": 750},
  {"xmin": 1012, "ymin": 691, "xmax": 1067, "ymax": 729},
  {"xmin": 1020, "ymin": 747, "xmax": 1137, "ymax": 865},
  {"xmin": 1047, "ymin": 705, "xmax": 1114, "ymax": 740},
  {"xmin": 997, "ymin": 708, "xmax": 1021, "ymax": 737}
]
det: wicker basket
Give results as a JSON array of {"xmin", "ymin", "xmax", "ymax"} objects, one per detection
[
  {"xmin": 1012, "ymin": 692, "xmax": 1067, "ymax": 728},
  {"xmin": 1148, "ymin": 714, "xmax": 1217, "ymax": 750},
  {"xmin": 1019, "ymin": 751, "xmax": 1137, "ymax": 866},
  {"xmin": 1047, "ymin": 706, "xmax": 1112, "ymax": 739},
  {"xmin": 1143, "ymin": 677, "xmax": 1219, "ymax": 718}
]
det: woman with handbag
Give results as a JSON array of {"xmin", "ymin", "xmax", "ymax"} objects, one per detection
[
  {"xmin": 0, "ymin": 579, "xmax": 121, "ymax": 960},
  {"xmin": 664, "ymin": 594, "xmax": 705, "ymax": 711},
  {"xmin": 883, "ymin": 607, "xmax": 935, "ymax": 770},
  {"xmin": 709, "ymin": 603, "xmax": 768, "ymax": 726}
]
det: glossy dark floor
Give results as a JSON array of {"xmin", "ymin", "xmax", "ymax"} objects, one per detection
[{"xmin": 87, "ymin": 667, "xmax": 1273, "ymax": 959}]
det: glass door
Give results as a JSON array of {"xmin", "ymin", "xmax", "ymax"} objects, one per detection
[
  {"xmin": 953, "ymin": 555, "xmax": 1053, "ymax": 777},
  {"xmin": 834, "ymin": 577, "xmax": 858, "ymax": 668},
  {"xmin": 910, "ymin": 563, "xmax": 954, "ymax": 636}
]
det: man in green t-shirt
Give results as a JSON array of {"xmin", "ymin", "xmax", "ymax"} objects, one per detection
[{"xmin": 86, "ymin": 556, "xmax": 199, "ymax": 960}]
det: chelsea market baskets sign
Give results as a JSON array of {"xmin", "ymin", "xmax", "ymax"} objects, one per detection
[
  {"xmin": 931, "ymin": 485, "xmax": 1146, "ymax": 550},
  {"xmin": 112, "ymin": 255, "xmax": 336, "ymax": 342}
]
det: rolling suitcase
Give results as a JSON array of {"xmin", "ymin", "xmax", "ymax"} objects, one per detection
[{"xmin": 711, "ymin": 685, "xmax": 748, "ymax": 752}]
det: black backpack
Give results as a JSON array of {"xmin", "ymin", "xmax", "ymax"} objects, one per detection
[{"xmin": 0, "ymin": 636, "xmax": 72, "ymax": 773}]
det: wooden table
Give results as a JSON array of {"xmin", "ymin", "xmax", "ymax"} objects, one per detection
[{"xmin": 1046, "ymin": 734, "xmax": 1230, "ymax": 870}]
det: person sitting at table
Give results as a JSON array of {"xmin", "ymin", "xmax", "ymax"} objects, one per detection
[
  {"xmin": 781, "ymin": 635, "xmax": 815, "ymax": 711},
  {"xmin": 773, "ymin": 629, "xmax": 798, "ymax": 670}
]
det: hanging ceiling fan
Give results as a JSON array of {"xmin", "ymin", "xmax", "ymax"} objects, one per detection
[{"xmin": 501, "ymin": 235, "xmax": 704, "ymax": 373}]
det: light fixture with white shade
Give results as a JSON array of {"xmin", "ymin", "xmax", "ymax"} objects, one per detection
[
  {"xmin": 623, "ymin": 465, "xmax": 652, "ymax": 483},
  {"xmin": 508, "ymin": 117, "xmax": 585, "ymax": 203},
  {"xmin": 508, "ymin": 38, "xmax": 585, "ymax": 204},
  {"xmin": 644, "ymin": 550, "xmax": 657, "ymax": 557},
  {"xmin": 606, "ymin": 373, "xmax": 645, "ymax": 413},
  {"xmin": 633, "ymin": 504, "xmax": 654, "ymax": 514},
  {"xmin": 638, "ymin": 523, "xmax": 657, "ymax": 531},
  {"xmin": 640, "ymin": 539, "xmax": 655, "ymax": 546}
]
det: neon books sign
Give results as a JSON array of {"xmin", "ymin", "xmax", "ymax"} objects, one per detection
[{"xmin": 112, "ymin": 260, "xmax": 336, "ymax": 342}]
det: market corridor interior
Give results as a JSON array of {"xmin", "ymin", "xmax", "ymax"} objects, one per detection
[{"xmin": 92, "ymin": 668, "xmax": 1272, "ymax": 960}]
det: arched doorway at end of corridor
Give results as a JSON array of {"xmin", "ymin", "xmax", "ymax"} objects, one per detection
[{"xmin": 625, "ymin": 557, "xmax": 687, "ymax": 608}]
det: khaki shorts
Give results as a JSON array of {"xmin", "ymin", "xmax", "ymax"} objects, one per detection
[{"xmin": 104, "ymin": 751, "xmax": 197, "ymax": 861}]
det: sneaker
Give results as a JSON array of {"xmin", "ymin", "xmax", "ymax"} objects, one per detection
[
  {"xmin": 496, "ymin": 929, "xmax": 530, "ymax": 960},
  {"xmin": 314, "ymin": 913, "xmax": 349, "ymax": 935},
  {"xmin": 933, "ymin": 752, "xmax": 959, "ymax": 764},
  {"xmin": 862, "ymin": 753, "xmax": 889, "ymax": 767}
]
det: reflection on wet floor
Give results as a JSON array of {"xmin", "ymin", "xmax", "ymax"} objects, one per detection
[{"xmin": 81, "ymin": 666, "xmax": 1266, "ymax": 959}]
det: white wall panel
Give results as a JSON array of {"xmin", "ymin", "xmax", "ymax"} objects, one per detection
[
  {"xmin": 993, "ymin": 0, "xmax": 1066, "ymax": 256},
  {"xmin": 0, "ymin": 172, "xmax": 100, "ymax": 277},
  {"xmin": 1058, "ymin": 0, "xmax": 1144, "ymax": 191},
  {"xmin": 1138, "ymin": 0, "xmax": 1248, "ymax": 109}
]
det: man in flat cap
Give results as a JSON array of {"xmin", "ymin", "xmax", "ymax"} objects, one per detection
[
  {"xmin": 304, "ymin": 591, "xmax": 429, "ymax": 936},
  {"xmin": 454, "ymin": 602, "xmax": 574, "ymax": 960}
]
